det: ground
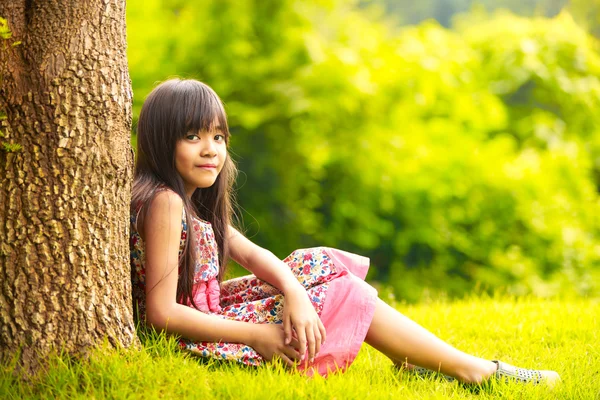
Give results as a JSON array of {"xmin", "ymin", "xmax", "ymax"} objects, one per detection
[{"xmin": 1, "ymin": 296, "xmax": 598, "ymax": 399}]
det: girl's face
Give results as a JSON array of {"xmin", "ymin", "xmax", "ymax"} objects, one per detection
[{"xmin": 175, "ymin": 126, "xmax": 227, "ymax": 198}]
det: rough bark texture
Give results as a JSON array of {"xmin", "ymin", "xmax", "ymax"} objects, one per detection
[{"xmin": 0, "ymin": 0, "xmax": 136, "ymax": 370}]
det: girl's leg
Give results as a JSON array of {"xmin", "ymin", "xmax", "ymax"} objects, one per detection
[{"xmin": 365, "ymin": 298, "xmax": 497, "ymax": 383}]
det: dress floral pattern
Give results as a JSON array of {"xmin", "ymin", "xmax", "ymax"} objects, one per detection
[
  {"xmin": 130, "ymin": 190, "xmax": 378, "ymax": 376},
  {"xmin": 131, "ymin": 208, "xmax": 333, "ymax": 366}
]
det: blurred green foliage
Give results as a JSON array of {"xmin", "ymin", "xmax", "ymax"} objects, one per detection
[
  {"xmin": 375, "ymin": 0, "xmax": 567, "ymax": 27},
  {"xmin": 568, "ymin": 0, "xmax": 600, "ymax": 38},
  {"xmin": 127, "ymin": 0, "xmax": 600, "ymax": 301}
]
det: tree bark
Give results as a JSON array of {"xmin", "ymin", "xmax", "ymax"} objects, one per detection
[{"xmin": 0, "ymin": 0, "xmax": 136, "ymax": 371}]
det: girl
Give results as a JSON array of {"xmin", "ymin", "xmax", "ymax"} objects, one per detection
[{"xmin": 130, "ymin": 78, "xmax": 560, "ymax": 385}]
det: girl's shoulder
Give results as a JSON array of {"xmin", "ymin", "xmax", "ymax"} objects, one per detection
[
  {"xmin": 133, "ymin": 188, "xmax": 185, "ymax": 236},
  {"xmin": 148, "ymin": 189, "xmax": 184, "ymax": 218},
  {"xmin": 133, "ymin": 185, "xmax": 182, "ymax": 212}
]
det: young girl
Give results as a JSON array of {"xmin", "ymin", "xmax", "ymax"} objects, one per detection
[{"xmin": 130, "ymin": 78, "xmax": 560, "ymax": 385}]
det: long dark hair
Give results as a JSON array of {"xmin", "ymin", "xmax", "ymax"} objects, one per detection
[{"xmin": 132, "ymin": 78, "xmax": 237, "ymax": 310}]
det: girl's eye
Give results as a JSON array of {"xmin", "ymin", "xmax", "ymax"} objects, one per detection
[
  {"xmin": 186, "ymin": 134, "xmax": 200, "ymax": 141},
  {"xmin": 214, "ymin": 134, "xmax": 225, "ymax": 142}
]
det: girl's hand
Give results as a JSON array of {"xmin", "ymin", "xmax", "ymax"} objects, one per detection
[
  {"xmin": 250, "ymin": 324, "xmax": 301, "ymax": 367},
  {"xmin": 282, "ymin": 287, "xmax": 327, "ymax": 363}
]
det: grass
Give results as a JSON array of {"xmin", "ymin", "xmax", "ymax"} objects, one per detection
[{"xmin": 1, "ymin": 296, "xmax": 599, "ymax": 399}]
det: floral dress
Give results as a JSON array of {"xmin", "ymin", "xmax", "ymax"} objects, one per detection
[{"xmin": 130, "ymin": 196, "xmax": 378, "ymax": 377}]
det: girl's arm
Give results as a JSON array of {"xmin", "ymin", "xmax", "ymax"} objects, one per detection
[
  {"xmin": 142, "ymin": 191, "xmax": 300, "ymax": 365},
  {"xmin": 142, "ymin": 191, "xmax": 254, "ymax": 342},
  {"xmin": 228, "ymin": 228, "xmax": 305, "ymax": 295},
  {"xmin": 229, "ymin": 227, "xmax": 327, "ymax": 363}
]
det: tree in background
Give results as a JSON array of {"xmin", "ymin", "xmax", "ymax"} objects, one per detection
[{"xmin": 0, "ymin": 1, "xmax": 136, "ymax": 370}]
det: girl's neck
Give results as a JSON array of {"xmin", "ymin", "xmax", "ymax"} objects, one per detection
[{"xmin": 184, "ymin": 185, "xmax": 197, "ymax": 199}]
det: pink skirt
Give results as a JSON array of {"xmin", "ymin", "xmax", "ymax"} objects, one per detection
[{"xmin": 179, "ymin": 247, "xmax": 378, "ymax": 377}]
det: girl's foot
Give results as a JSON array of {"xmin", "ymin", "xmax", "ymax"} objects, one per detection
[
  {"xmin": 398, "ymin": 360, "xmax": 560, "ymax": 387},
  {"xmin": 492, "ymin": 360, "xmax": 561, "ymax": 387}
]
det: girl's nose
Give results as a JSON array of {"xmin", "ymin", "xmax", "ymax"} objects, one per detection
[{"xmin": 201, "ymin": 141, "xmax": 217, "ymax": 157}]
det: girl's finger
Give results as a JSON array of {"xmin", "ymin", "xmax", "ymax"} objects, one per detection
[
  {"xmin": 318, "ymin": 318, "xmax": 326, "ymax": 344},
  {"xmin": 295, "ymin": 324, "xmax": 307, "ymax": 360},
  {"xmin": 274, "ymin": 353, "xmax": 295, "ymax": 369},
  {"xmin": 314, "ymin": 328, "xmax": 322, "ymax": 356},
  {"xmin": 283, "ymin": 315, "xmax": 292, "ymax": 345},
  {"xmin": 306, "ymin": 326, "xmax": 316, "ymax": 362},
  {"xmin": 283, "ymin": 345, "xmax": 301, "ymax": 362},
  {"xmin": 289, "ymin": 336, "xmax": 300, "ymax": 349}
]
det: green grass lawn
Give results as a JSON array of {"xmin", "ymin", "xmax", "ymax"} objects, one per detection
[{"xmin": 2, "ymin": 296, "xmax": 598, "ymax": 399}]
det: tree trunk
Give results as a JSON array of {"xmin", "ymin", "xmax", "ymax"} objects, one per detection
[{"xmin": 0, "ymin": 0, "xmax": 136, "ymax": 371}]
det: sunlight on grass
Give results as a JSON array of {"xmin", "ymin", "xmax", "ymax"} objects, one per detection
[{"xmin": 2, "ymin": 296, "xmax": 598, "ymax": 399}]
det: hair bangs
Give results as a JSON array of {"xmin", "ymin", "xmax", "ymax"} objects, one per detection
[{"xmin": 183, "ymin": 82, "xmax": 230, "ymax": 142}]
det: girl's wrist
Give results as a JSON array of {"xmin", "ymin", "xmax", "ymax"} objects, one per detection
[
  {"xmin": 247, "ymin": 323, "xmax": 266, "ymax": 348},
  {"xmin": 280, "ymin": 280, "xmax": 305, "ymax": 296}
]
